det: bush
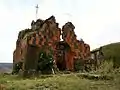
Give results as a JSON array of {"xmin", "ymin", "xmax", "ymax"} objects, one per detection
[
  {"xmin": 37, "ymin": 51, "xmax": 54, "ymax": 74},
  {"xmin": 94, "ymin": 60, "xmax": 114, "ymax": 75}
]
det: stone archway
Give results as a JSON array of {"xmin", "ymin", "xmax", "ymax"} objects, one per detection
[{"xmin": 55, "ymin": 41, "xmax": 71, "ymax": 70}]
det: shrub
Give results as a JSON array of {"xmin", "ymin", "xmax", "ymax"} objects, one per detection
[
  {"xmin": 94, "ymin": 60, "xmax": 114, "ymax": 75},
  {"xmin": 37, "ymin": 51, "xmax": 54, "ymax": 74}
]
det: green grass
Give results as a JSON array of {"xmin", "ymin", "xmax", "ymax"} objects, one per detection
[{"xmin": 0, "ymin": 71, "xmax": 120, "ymax": 90}]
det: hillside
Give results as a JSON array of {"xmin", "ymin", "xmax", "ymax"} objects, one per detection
[
  {"xmin": 100, "ymin": 42, "xmax": 120, "ymax": 67},
  {"xmin": 0, "ymin": 63, "xmax": 12, "ymax": 73}
]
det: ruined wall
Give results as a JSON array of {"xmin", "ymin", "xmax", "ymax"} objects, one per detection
[
  {"xmin": 13, "ymin": 16, "xmax": 91, "ymax": 72},
  {"xmin": 13, "ymin": 16, "xmax": 61, "ymax": 71},
  {"xmin": 62, "ymin": 22, "xmax": 91, "ymax": 71}
]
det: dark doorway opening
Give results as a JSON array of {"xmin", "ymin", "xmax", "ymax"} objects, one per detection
[{"xmin": 55, "ymin": 41, "xmax": 70, "ymax": 70}]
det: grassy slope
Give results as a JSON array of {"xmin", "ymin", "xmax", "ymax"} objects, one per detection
[
  {"xmin": 0, "ymin": 73, "xmax": 120, "ymax": 90},
  {"xmin": 102, "ymin": 42, "xmax": 120, "ymax": 67}
]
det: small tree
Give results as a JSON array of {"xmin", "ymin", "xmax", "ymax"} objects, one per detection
[{"xmin": 37, "ymin": 51, "xmax": 54, "ymax": 74}]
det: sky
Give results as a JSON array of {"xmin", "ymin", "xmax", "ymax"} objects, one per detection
[{"xmin": 0, "ymin": 0, "xmax": 120, "ymax": 63}]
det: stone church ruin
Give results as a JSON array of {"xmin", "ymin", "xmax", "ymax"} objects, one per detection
[{"xmin": 13, "ymin": 16, "xmax": 103, "ymax": 76}]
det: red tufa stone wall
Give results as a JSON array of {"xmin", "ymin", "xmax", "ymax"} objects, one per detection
[
  {"xmin": 13, "ymin": 16, "xmax": 61, "ymax": 70},
  {"xmin": 61, "ymin": 22, "xmax": 91, "ymax": 71},
  {"xmin": 13, "ymin": 16, "xmax": 91, "ymax": 71}
]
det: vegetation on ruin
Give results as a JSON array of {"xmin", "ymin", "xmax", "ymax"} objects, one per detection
[{"xmin": 37, "ymin": 51, "xmax": 54, "ymax": 74}]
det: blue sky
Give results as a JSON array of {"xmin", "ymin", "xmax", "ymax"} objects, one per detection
[{"xmin": 0, "ymin": 0, "xmax": 120, "ymax": 63}]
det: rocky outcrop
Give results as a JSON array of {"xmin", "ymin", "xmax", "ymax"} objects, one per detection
[{"xmin": 13, "ymin": 16, "xmax": 91, "ymax": 74}]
